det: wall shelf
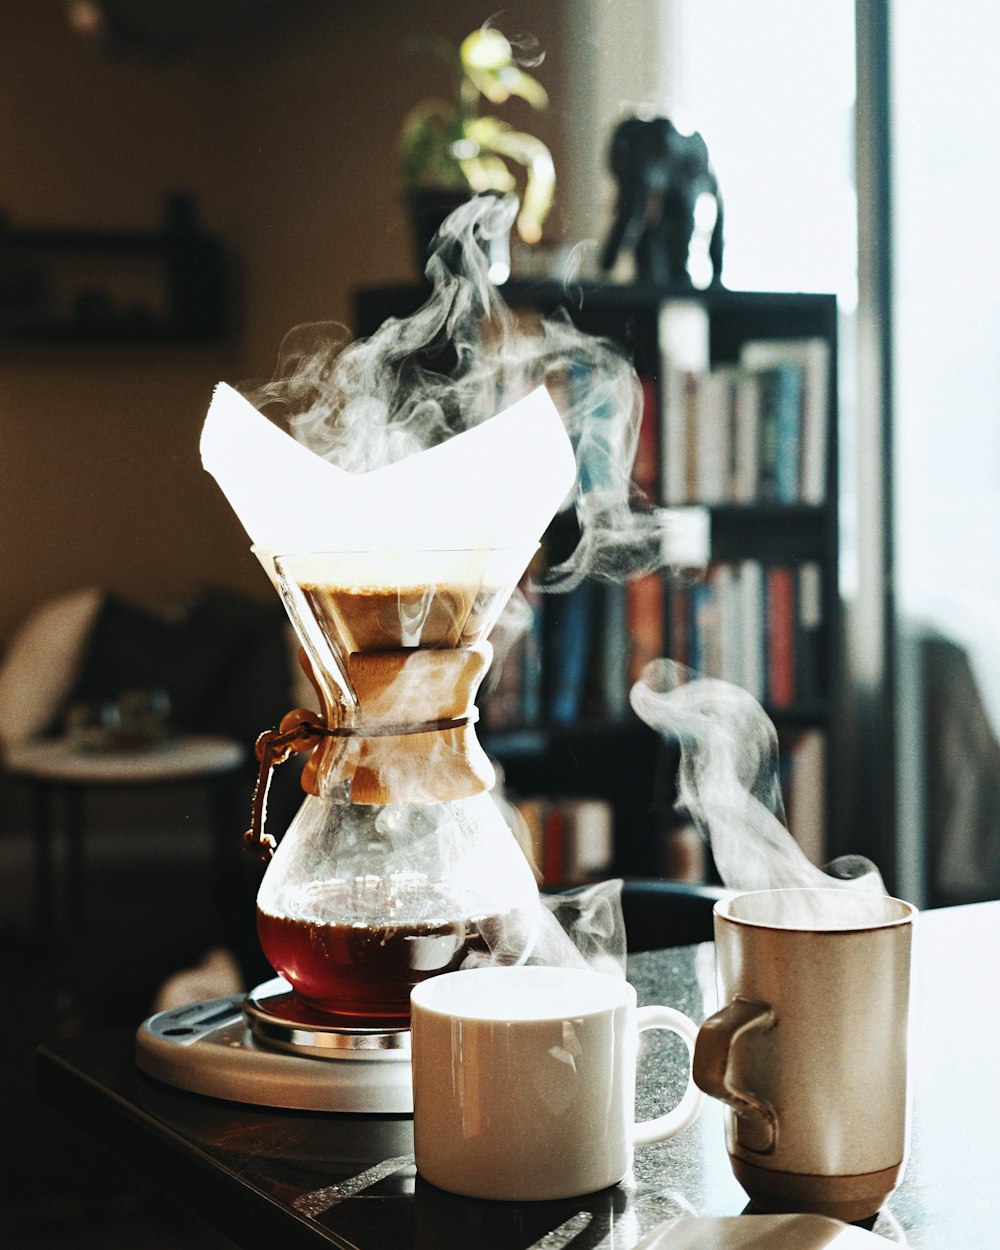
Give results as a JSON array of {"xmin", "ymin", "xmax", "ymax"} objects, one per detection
[{"xmin": 0, "ymin": 206, "xmax": 227, "ymax": 345}]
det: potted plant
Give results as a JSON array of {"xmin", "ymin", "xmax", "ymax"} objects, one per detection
[{"xmin": 400, "ymin": 26, "xmax": 556, "ymax": 267}]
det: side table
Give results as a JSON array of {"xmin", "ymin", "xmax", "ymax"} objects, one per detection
[{"xmin": 4, "ymin": 734, "xmax": 247, "ymax": 934}]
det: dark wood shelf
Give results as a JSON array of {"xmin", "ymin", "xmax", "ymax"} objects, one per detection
[
  {"xmin": 706, "ymin": 503, "xmax": 828, "ymax": 562},
  {"xmin": 0, "ymin": 322, "xmax": 224, "ymax": 346},
  {"xmin": 0, "ymin": 214, "xmax": 228, "ymax": 345}
]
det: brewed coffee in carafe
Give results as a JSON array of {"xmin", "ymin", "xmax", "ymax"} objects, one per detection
[{"xmin": 251, "ymin": 547, "xmax": 541, "ymax": 1026}]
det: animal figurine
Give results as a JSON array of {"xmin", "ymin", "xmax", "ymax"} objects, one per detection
[{"xmin": 601, "ymin": 116, "xmax": 724, "ymax": 287}]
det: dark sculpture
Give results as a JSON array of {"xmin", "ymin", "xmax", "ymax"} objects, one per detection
[{"xmin": 600, "ymin": 116, "xmax": 724, "ymax": 288}]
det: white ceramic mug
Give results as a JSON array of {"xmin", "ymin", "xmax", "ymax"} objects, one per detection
[
  {"xmin": 410, "ymin": 965, "xmax": 704, "ymax": 1201},
  {"xmin": 693, "ymin": 888, "xmax": 916, "ymax": 1223}
]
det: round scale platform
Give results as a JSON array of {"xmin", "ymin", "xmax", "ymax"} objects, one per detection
[{"xmin": 135, "ymin": 977, "xmax": 414, "ymax": 1114}]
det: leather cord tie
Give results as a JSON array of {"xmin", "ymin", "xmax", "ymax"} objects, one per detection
[{"xmin": 242, "ymin": 710, "xmax": 478, "ymax": 860}]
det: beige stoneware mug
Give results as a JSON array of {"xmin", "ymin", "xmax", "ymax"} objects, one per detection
[
  {"xmin": 410, "ymin": 965, "xmax": 705, "ymax": 1201},
  {"xmin": 693, "ymin": 888, "xmax": 916, "ymax": 1223}
]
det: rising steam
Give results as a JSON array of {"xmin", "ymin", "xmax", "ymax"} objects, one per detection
[
  {"xmin": 631, "ymin": 659, "xmax": 884, "ymax": 894},
  {"xmin": 241, "ymin": 194, "xmax": 675, "ymax": 591}
]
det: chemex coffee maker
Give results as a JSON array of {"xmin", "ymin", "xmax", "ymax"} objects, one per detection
[{"xmin": 135, "ymin": 380, "xmax": 577, "ymax": 1113}]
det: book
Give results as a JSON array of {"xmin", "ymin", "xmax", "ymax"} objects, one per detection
[
  {"xmin": 795, "ymin": 561, "xmax": 825, "ymax": 703},
  {"xmin": 627, "ymin": 572, "xmax": 665, "ymax": 686},
  {"xmin": 669, "ymin": 579, "xmax": 692, "ymax": 670},
  {"xmin": 570, "ymin": 358, "xmax": 615, "ymax": 497},
  {"xmin": 662, "ymin": 367, "xmax": 698, "ymax": 504},
  {"xmin": 634, "ymin": 377, "xmax": 659, "ymax": 498},
  {"xmin": 541, "ymin": 802, "xmax": 567, "ymax": 885},
  {"xmin": 785, "ymin": 729, "xmax": 826, "ymax": 865},
  {"xmin": 657, "ymin": 300, "xmax": 710, "ymax": 507},
  {"xmin": 766, "ymin": 565, "xmax": 796, "ymax": 708},
  {"xmin": 741, "ymin": 338, "xmax": 830, "ymax": 503},
  {"xmin": 738, "ymin": 559, "xmax": 766, "ymax": 702},
  {"xmin": 754, "ymin": 363, "xmax": 803, "ymax": 504},
  {"xmin": 599, "ymin": 581, "xmax": 630, "ymax": 720},
  {"xmin": 731, "ymin": 369, "xmax": 762, "ymax": 502},
  {"xmin": 715, "ymin": 562, "xmax": 741, "ymax": 687},
  {"xmin": 563, "ymin": 798, "xmax": 614, "ymax": 880},
  {"xmin": 520, "ymin": 579, "xmax": 545, "ymax": 725},
  {"xmin": 693, "ymin": 367, "xmax": 736, "ymax": 504},
  {"xmin": 689, "ymin": 577, "xmax": 713, "ymax": 676},
  {"xmin": 515, "ymin": 797, "xmax": 547, "ymax": 879},
  {"xmin": 546, "ymin": 579, "xmax": 596, "ymax": 724}
]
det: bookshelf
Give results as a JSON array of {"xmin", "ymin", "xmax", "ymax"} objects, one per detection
[
  {"xmin": 354, "ymin": 281, "xmax": 841, "ymax": 885},
  {"xmin": 0, "ymin": 213, "xmax": 226, "ymax": 345}
]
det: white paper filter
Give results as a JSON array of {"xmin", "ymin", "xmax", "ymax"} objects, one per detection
[{"xmin": 200, "ymin": 382, "xmax": 576, "ymax": 575}]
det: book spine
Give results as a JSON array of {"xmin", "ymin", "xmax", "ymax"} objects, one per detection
[
  {"xmin": 516, "ymin": 797, "xmax": 547, "ymax": 880},
  {"xmin": 546, "ymin": 580, "xmax": 596, "ymax": 725},
  {"xmin": 563, "ymin": 798, "xmax": 615, "ymax": 880},
  {"xmin": 669, "ymin": 580, "xmax": 691, "ymax": 671},
  {"xmin": 600, "ymin": 582, "xmax": 630, "ymax": 721},
  {"xmin": 715, "ymin": 562, "xmax": 740, "ymax": 687},
  {"xmin": 694, "ymin": 370, "xmax": 733, "ymax": 504},
  {"xmin": 756, "ymin": 369, "xmax": 780, "ymax": 502},
  {"xmin": 628, "ymin": 572, "xmax": 665, "ymax": 686},
  {"xmin": 662, "ymin": 368, "xmax": 696, "ymax": 505},
  {"xmin": 542, "ymin": 803, "xmax": 567, "ymax": 885},
  {"xmin": 689, "ymin": 577, "xmax": 712, "ymax": 676},
  {"xmin": 766, "ymin": 565, "xmax": 796, "ymax": 709},
  {"xmin": 634, "ymin": 377, "xmax": 659, "ymax": 499},
  {"xmin": 795, "ymin": 560, "xmax": 825, "ymax": 703},
  {"xmin": 773, "ymin": 362, "xmax": 804, "ymax": 504},
  {"xmin": 520, "ymin": 579, "xmax": 545, "ymax": 725},
  {"xmin": 784, "ymin": 729, "xmax": 826, "ymax": 865},
  {"xmin": 739, "ymin": 559, "xmax": 766, "ymax": 703},
  {"xmin": 798, "ymin": 340, "xmax": 830, "ymax": 504},
  {"xmin": 732, "ymin": 371, "xmax": 762, "ymax": 503}
]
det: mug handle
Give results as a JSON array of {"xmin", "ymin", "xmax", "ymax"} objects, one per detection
[
  {"xmin": 632, "ymin": 1005, "xmax": 706, "ymax": 1146},
  {"xmin": 692, "ymin": 996, "xmax": 778, "ymax": 1154}
]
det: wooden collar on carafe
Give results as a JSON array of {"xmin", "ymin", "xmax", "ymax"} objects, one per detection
[{"xmin": 243, "ymin": 644, "xmax": 494, "ymax": 859}]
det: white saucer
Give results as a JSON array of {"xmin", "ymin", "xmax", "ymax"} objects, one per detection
[{"xmin": 636, "ymin": 1214, "xmax": 887, "ymax": 1249}]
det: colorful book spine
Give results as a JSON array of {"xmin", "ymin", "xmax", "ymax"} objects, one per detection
[
  {"xmin": 756, "ymin": 366, "xmax": 804, "ymax": 503},
  {"xmin": 546, "ymin": 580, "xmax": 596, "ymax": 725},
  {"xmin": 634, "ymin": 377, "xmax": 659, "ymax": 499},
  {"xmin": 766, "ymin": 565, "xmax": 796, "ymax": 708},
  {"xmin": 795, "ymin": 560, "xmax": 825, "ymax": 703},
  {"xmin": 627, "ymin": 572, "xmax": 665, "ymax": 686}
]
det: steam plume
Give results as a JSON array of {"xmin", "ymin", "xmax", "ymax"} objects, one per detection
[
  {"xmin": 631, "ymin": 660, "xmax": 883, "ymax": 894},
  {"xmin": 241, "ymin": 194, "xmax": 679, "ymax": 591}
]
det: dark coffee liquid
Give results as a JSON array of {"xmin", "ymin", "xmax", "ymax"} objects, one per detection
[{"xmin": 256, "ymin": 907, "xmax": 503, "ymax": 1024}]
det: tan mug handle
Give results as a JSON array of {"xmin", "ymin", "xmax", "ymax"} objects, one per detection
[{"xmin": 693, "ymin": 996, "xmax": 778, "ymax": 1154}]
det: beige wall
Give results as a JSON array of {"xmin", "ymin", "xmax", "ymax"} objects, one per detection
[{"xmin": 0, "ymin": 0, "xmax": 570, "ymax": 642}]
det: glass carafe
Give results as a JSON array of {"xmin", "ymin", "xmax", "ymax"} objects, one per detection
[{"xmin": 252, "ymin": 547, "xmax": 541, "ymax": 1027}]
